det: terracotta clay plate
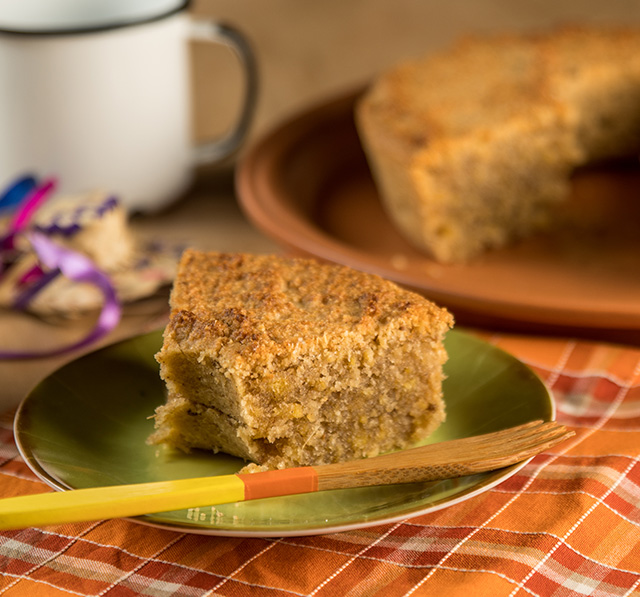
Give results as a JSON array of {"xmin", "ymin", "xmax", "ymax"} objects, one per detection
[{"xmin": 236, "ymin": 91, "xmax": 640, "ymax": 342}]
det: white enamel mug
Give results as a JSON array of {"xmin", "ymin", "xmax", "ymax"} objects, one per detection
[{"xmin": 0, "ymin": 0, "xmax": 258, "ymax": 212}]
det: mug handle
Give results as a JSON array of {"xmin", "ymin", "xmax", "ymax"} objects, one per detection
[{"xmin": 190, "ymin": 20, "xmax": 258, "ymax": 164}]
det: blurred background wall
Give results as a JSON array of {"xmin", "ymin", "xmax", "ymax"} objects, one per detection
[{"xmin": 188, "ymin": 0, "xmax": 640, "ymax": 148}]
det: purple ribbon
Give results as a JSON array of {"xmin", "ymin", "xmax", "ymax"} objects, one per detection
[{"xmin": 0, "ymin": 177, "xmax": 122, "ymax": 360}]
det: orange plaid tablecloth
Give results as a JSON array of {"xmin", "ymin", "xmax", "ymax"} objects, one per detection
[{"xmin": 0, "ymin": 332, "xmax": 638, "ymax": 597}]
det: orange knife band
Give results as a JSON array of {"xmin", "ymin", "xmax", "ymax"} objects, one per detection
[{"xmin": 238, "ymin": 467, "xmax": 319, "ymax": 501}]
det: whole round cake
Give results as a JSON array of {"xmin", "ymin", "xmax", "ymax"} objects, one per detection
[{"xmin": 356, "ymin": 26, "xmax": 640, "ymax": 263}]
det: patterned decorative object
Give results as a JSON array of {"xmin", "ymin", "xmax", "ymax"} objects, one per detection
[{"xmin": 0, "ymin": 175, "xmax": 179, "ymax": 358}]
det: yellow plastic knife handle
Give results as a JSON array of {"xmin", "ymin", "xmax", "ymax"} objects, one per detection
[{"xmin": 0, "ymin": 474, "xmax": 246, "ymax": 530}]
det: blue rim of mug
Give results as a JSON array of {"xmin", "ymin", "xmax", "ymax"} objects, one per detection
[{"xmin": 0, "ymin": 0, "xmax": 190, "ymax": 36}]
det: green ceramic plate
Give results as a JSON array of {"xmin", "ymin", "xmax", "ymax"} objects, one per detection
[{"xmin": 14, "ymin": 329, "xmax": 553, "ymax": 537}]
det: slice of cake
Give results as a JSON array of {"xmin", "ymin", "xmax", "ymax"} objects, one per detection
[{"xmin": 149, "ymin": 250, "xmax": 453, "ymax": 469}]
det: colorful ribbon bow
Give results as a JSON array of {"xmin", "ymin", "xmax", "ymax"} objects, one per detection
[{"xmin": 0, "ymin": 175, "xmax": 121, "ymax": 359}]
